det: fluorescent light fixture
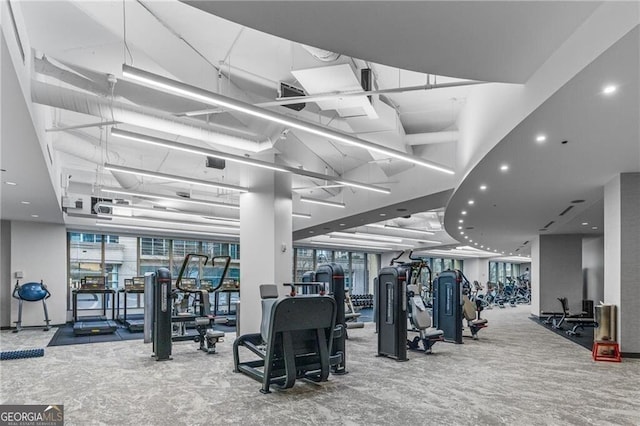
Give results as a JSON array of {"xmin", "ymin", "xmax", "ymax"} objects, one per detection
[
  {"xmin": 100, "ymin": 187, "xmax": 240, "ymax": 210},
  {"xmin": 104, "ymin": 163, "xmax": 248, "ymax": 193},
  {"xmin": 536, "ymin": 135, "xmax": 547, "ymax": 143},
  {"xmin": 304, "ymin": 240, "xmax": 386, "ymax": 251},
  {"xmin": 94, "ymin": 202, "xmax": 239, "ymax": 225},
  {"xmin": 97, "ymin": 223, "xmax": 238, "ymax": 239},
  {"xmin": 21, "ymin": 201, "xmax": 31, "ymax": 205},
  {"xmin": 332, "ymin": 231, "xmax": 400, "ymax": 243},
  {"xmin": 5, "ymin": 181, "xmax": 17, "ymax": 186},
  {"xmin": 300, "ymin": 197, "xmax": 345, "ymax": 208},
  {"xmin": 383, "ymin": 225, "xmax": 435, "ymax": 235},
  {"xmin": 111, "ymin": 128, "xmax": 390, "ymax": 194},
  {"xmin": 367, "ymin": 223, "xmax": 386, "ymax": 229},
  {"xmin": 292, "ymin": 212, "xmax": 312, "ymax": 219},
  {"xmin": 122, "ymin": 65, "xmax": 454, "ymax": 175},
  {"xmin": 602, "ymin": 85, "xmax": 617, "ymax": 94},
  {"xmin": 327, "ymin": 236, "xmax": 407, "ymax": 247},
  {"xmin": 111, "ymin": 128, "xmax": 287, "ymax": 173},
  {"xmin": 31, "ymin": 214, "xmax": 39, "ymax": 218},
  {"xmin": 97, "ymin": 214, "xmax": 239, "ymax": 231},
  {"xmin": 581, "ymin": 222, "xmax": 589, "ymax": 226}
]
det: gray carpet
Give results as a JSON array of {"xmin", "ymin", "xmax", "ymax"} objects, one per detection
[{"xmin": 1, "ymin": 305, "xmax": 639, "ymax": 425}]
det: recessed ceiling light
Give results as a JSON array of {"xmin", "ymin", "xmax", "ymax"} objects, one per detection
[
  {"xmin": 474, "ymin": 243, "xmax": 478, "ymax": 246},
  {"xmin": 460, "ymin": 231, "xmax": 464, "ymax": 235},
  {"xmin": 480, "ymin": 245, "xmax": 484, "ymax": 248},
  {"xmin": 339, "ymin": 223, "xmax": 346, "ymax": 226},
  {"xmin": 486, "ymin": 247, "xmax": 490, "ymax": 250},
  {"xmin": 458, "ymin": 219, "xmax": 464, "ymax": 223},
  {"xmin": 592, "ymin": 226, "xmax": 598, "ymax": 230},
  {"xmin": 536, "ymin": 135, "xmax": 547, "ymax": 143},
  {"xmin": 602, "ymin": 85, "xmax": 617, "ymax": 95},
  {"xmin": 31, "ymin": 214, "xmax": 39, "ymax": 218},
  {"xmin": 581, "ymin": 222, "xmax": 589, "ymax": 226},
  {"xmin": 5, "ymin": 181, "xmax": 17, "ymax": 186},
  {"xmin": 309, "ymin": 231, "xmax": 314, "ymax": 234},
  {"xmin": 500, "ymin": 164, "xmax": 509, "ymax": 172},
  {"xmin": 479, "ymin": 185, "xmax": 487, "ymax": 191},
  {"xmin": 468, "ymin": 200, "xmax": 475, "ymax": 205},
  {"xmin": 21, "ymin": 201, "xmax": 31, "ymax": 205},
  {"xmin": 379, "ymin": 213, "xmax": 387, "ymax": 217},
  {"xmin": 458, "ymin": 226, "xmax": 462, "ymax": 229},
  {"xmin": 464, "ymin": 236, "xmax": 468, "ymax": 239},
  {"xmin": 461, "ymin": 211, "xmax": 467, "ymax": 215},
  {"xmin": 510, "ymin": 252, "xmax": 513, "ymax": 255},
  {"xmin": 469, "ymin": 239, "xmax": 473, "ymax": 243}
]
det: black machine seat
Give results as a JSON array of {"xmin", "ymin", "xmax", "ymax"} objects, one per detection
[{"xmin": 233, "ymin": 292, "xmax": 338, "ymax": 393}]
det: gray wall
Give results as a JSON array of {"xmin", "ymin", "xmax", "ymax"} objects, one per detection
[
  {"xmin": 537, "ymin": 234, "xmax": 583, "ymax": 314},
  {"xmin": 582, "ymin": 236, "xmax": 604, "ymax": 305},
  {"xmin": 10, "ymin": 221, "xmax": 68, "ymax": 326},
  {"xmin": 1, "ymin": 220, "xmax": 11, "ymax": 328}
]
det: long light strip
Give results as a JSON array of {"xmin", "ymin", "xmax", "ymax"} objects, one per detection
[
  {"xmin": 292, "ymin": 212, "xmax": 312, "ymax": 219},
  {"xmin": 383, "ymin": 225, "xmax": 435, "ymax": 235},
  {"xmin": 122, "ymin": 65, "xmax": 454, "ymax": 175},
  {"xmin": 111, "ymin": 128, "xmax": 391, "ymax": 194},
  {"xmin": 95, "ymin": 202, "xmax": 239, "ymax": 224},
  {"xmin": 327, "ymin": 236, "xmax": 408, "ymax": 247},
  {"xmin": 97, "ymin": 223, "xmax": 238, "ymax": 239},
  {"xmin": 331, "ymin": 231, "xmax": 401, "ymax": 243},
  {"xmin": 97, "ymin": 214, "xmax": 239, "ymax": 231},
  {"xmin": 100, "ymin": 187, "xmax": 240, "ymax": 210},
  {"xmin": 304, "ymin": 240, "xmax": 387, "ymax": 251},
  {"xmin": 104, "ymin": 164, "xmax": 248, "ymax": 193},
  {"xmin": 300, "ymin": 197, "xmax": 346, "ymax": 208}
]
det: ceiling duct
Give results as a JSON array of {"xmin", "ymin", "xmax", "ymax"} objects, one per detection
[
  {"xmin": 31, "ymin": 80, "xmax": 270, "ymax": 153},
  {"xmin": 300, "ymin": 44, "xmax": 341, "ymax": 62}
]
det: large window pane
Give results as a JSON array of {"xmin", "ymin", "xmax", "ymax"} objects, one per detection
[
  {"xmin": 351, "ymin": 252, "xmax": 366, "ymax": 294},
  {"xmin": 294, "ymin": 248, "xmax": 315, "ymax": 282},
  {"xmin": 139, "ymin": 238, "xmax": 170, "ymax": 275},
  {"xmin": 334, "ymin": 251, "xmax": 350, "ymax": 290},
  {"xmin": 316, "ymin": 249, "xmax": 332, "ymax": 265}
]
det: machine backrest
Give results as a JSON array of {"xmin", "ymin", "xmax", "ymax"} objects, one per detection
[
  {"xmin": 462, "ymin": 295, "xmax": 476, "ymax": 321},
  {"xmin": 266, "ymin": 296, "xmax": 337, "ymax": 352},
  {"xmin": 259, "ymin": 284, "xmax": 279, "ymax": 341},
  {"xmin": 407, "ymin": 284, "xmax": 431, "ymax": 329}
]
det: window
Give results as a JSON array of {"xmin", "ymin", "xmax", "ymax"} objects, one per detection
[{"xmin": 294, "ymin": 248, "xmax": 315, "ymax": 282}]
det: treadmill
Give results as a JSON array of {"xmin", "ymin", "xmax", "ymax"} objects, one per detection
[
  {"xmin": 121, "ymin": 277, "xmax": 145, "ymax": 332},
  {"xmin": 72, "ymin": 276, "xmax": 118, "ymax": 336}
]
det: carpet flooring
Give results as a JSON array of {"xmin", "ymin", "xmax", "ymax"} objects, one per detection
[{"xmin": 1, "ymin": 305, "xmax": 639, "ymax": 425}]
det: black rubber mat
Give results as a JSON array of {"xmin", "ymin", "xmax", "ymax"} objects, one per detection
[
  {"xmin": 530, "ymin": 316, "xmax": 593, "ymax": 351},
  {"xmin": 48, "ymin": 324, "xmax": 142, "ymax": 347}
]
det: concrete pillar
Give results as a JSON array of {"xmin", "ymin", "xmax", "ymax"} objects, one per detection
[
  {"xmin": 239, "ymin": 162, "xmax": 292, "ymax": 335},
  {"xmin": 604, "ymin": 173, "xmax": 640, "ymax": 355},
  {"xmin": 530, "ymin": 234, "xmax": 583, "ymax": 315}
]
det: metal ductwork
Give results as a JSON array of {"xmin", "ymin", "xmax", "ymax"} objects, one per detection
[
  {"xmin": 31, "ymin": 80, "xmax": 271, "ymax": 154},
  {"xmin": 53, "ymin": 131, "xmax": 140, "ymax": 190},
  {"xmin": 301, "ymin": 44, "xmax": 341, "ymax": 62}
]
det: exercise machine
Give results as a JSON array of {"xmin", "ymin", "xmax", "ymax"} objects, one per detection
[
  {"xmin": 147, "ymin": 254, "xmax": 230, "ymax": 360},
  {"xmin": 376, "ymin": 251, "xmax": 444, "ymax": 360},
  {"xmin": 233, "ymin": 284, "xmax": 338, "ymax": 393},
  {"xmin": 314, "ymin": 263, "xmax": 348, "ymax": 374},
  {"xmin": 72, "ymin": 276, "xmax": 117, "ymax": 336},
  {"xmin": 117, "ymin": 277, "xmax": 145, "ymax": 332},
  {"xmin": 433, "ymin": 269, "xmax": 487, "ymax": 343},
  {"xmin": 12, "ymin": 280, "xmax": 51, "ymax": 332}
]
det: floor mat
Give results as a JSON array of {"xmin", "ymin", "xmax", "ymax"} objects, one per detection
[
  {"xmin": 48, "ymin": 324, "xmax": 143, "ymax": 347},
  {"xmin": 529, "ymin": 316, "xmax": 593, "ymax": 351}
]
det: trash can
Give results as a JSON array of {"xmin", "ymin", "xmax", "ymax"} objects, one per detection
[{"xmin": 594, "ymin": 304, "xmax": 616, "ymax": 342}]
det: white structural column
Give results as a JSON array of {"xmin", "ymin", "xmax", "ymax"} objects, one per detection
[
  {"xmin": 604, "ymin": 173, "xmax": 640, "ymax": 355},
  {"xmin": 239, "ymin": 162, "xmax": 293, "ymax": 335},
  {"xmin": 530, "ymin": 234, "xmax": 583, "ymax": 315}
]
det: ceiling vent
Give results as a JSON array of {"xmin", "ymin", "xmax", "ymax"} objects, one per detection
[
  {"xmin": 206, "ymin": 156, "xmax": 226, "ymax": 170},
  {"xmin": 543, "ymin": 220, "xmax": 555, "ymax": 229},
  {"xmin": 176, "ymin": 192, "xmax": 191, "ymax": 199},
  {"xmin": 279, "ymin": 82, "xmax": 306, "ymax": 112}
]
